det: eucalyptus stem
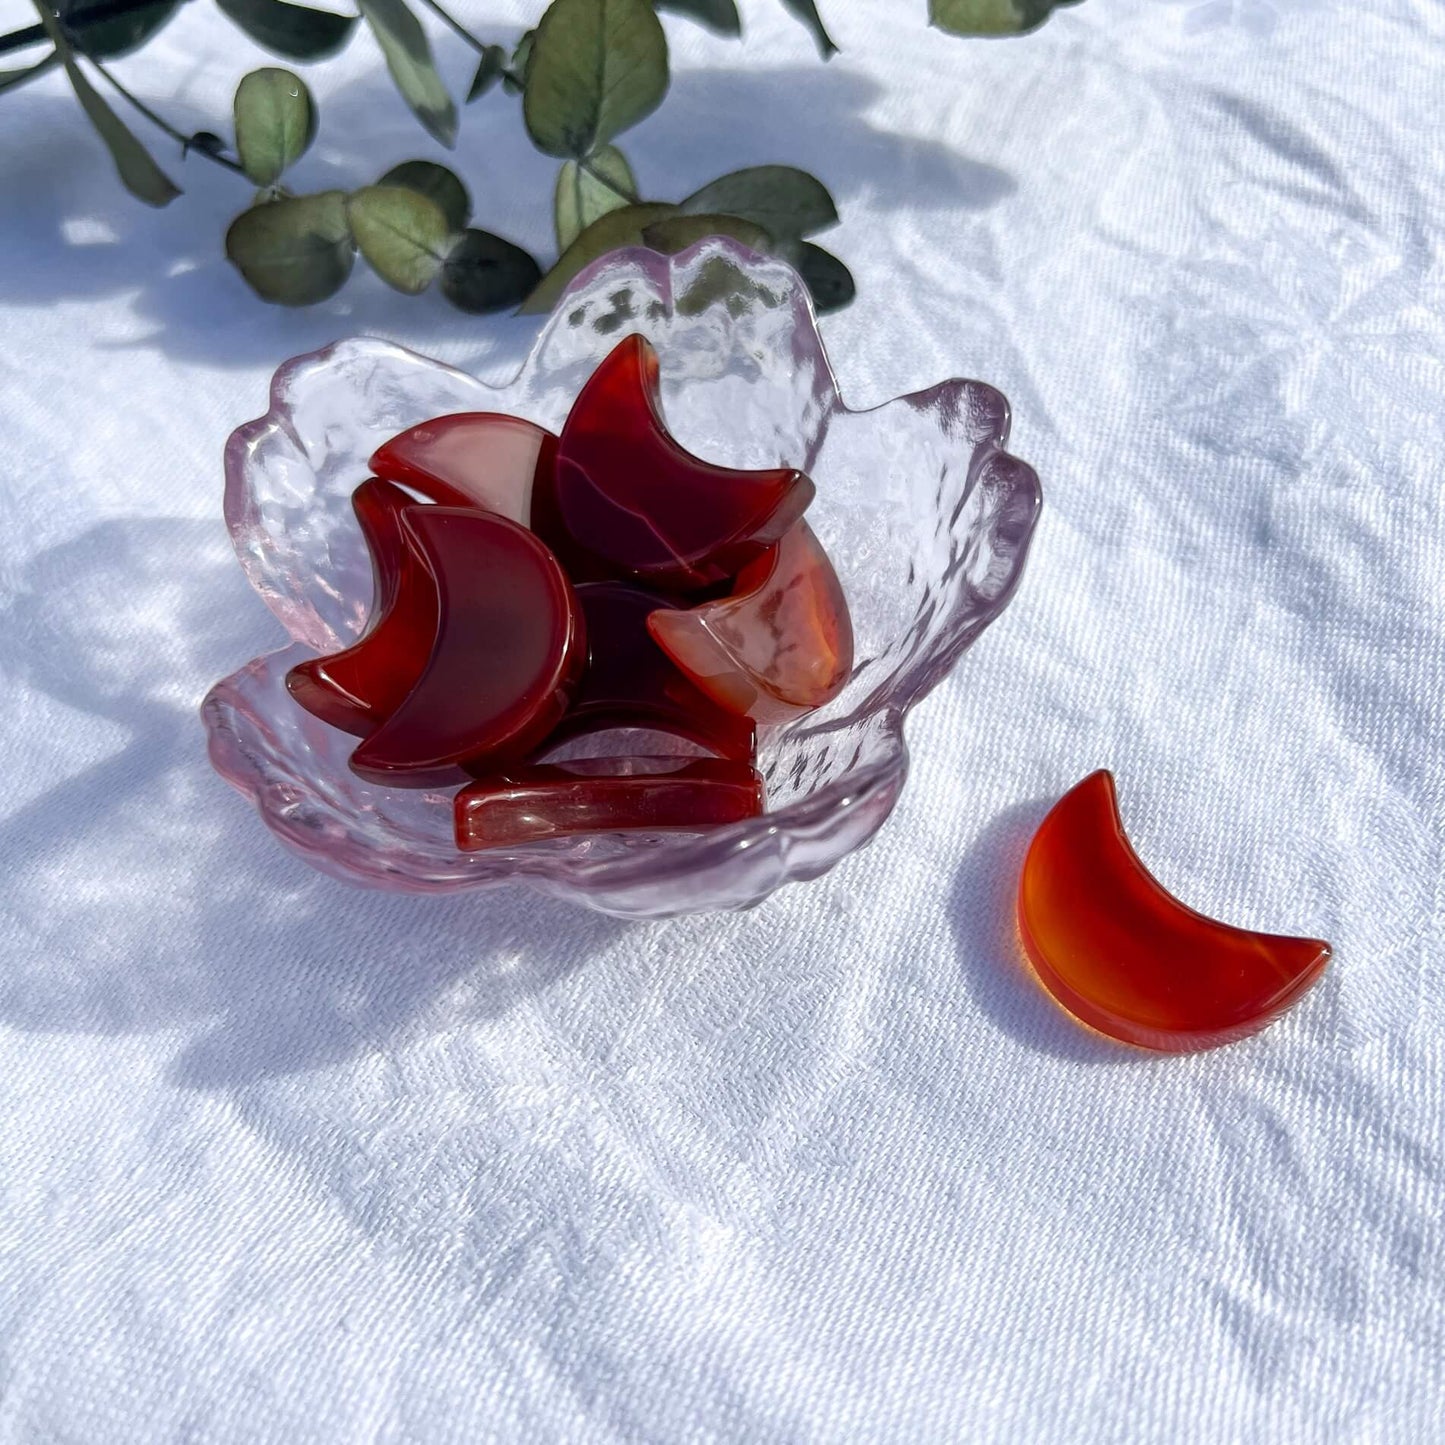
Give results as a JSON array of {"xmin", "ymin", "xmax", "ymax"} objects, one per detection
[
  {"xmin": 90, "ymin": 55, "xmax": 247, "ymax": 174},
  {"xmin": 0, "ymin": 23, "xmax": 44, "ymax": 55},
  {"xmin": 414, "ymin": 0, "xmax": 487, "ymax": 55},
  {"xmin": 578, "ymin": 153, "xmax": 639, "ymax": 205}
]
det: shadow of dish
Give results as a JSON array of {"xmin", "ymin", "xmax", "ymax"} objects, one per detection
[
  {"xmin": 0, "ymin": 516, "xmax": 629, "ymax": 1089},
  {"xmin": 948, "ymin": 796, "xmax": 1128, "ymax": 1065},
  {"xmin": 0, "ymin": 59, "xmax": 1012, "ymax": 370}
]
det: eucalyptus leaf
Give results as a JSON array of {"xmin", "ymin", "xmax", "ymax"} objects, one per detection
[
  {"xmin": 39, "ymin": 13, "xmax": 179, "ymax": 207},
  {"xmin": 554, "ymin": 144, "xmax": 636, "ymax": 250},
  {"xmin": 348, "ymin": 184, "xmax": 450, "ymax": 293},
  {"xmin": 523, "ymin": 0, "xmax": 668, "ymax": 159},
  {"xmin": 226, "ymin": 190, "xmax": 354, "ymax": 304},
  {"xmin": 520, "ymin": 200, "xmax": 675, "ymax": 314},
  {"xmin": 441, "ymin": 229, "xmax": 542, "ymax": 313},
  {"xmin": 778, "ymin": 0, "xmax": 835, "ymax": 57},
  {"xmin": 653, "ymin": 0, "xmax": 741, "ymax": 36},
  {"xmin": 501, "ymin": 28, "xmax": 533, "ymax": 95},
  {"xmin": 379, "ymin": 159, "xmax": 469, "ymax": 233},
  {"xmin": 673, "ymin": 251, "xmax": 770, "ymax": 318},
  {"xmin": 793, "ymin": 240, "xmax": 852, "ymax": 313},
  {"xmin": 682, "ymin": 165, "xmax": 835, "ymax": 243},
  {"xmin": 0, "ymin": 51, "xmax": 58, "ymax": 94},
  {"xmin": 929, "ymin": 0, "xmax": 1077, "ymax": 34},
  {"xmin": 59, "ymin": 0, "xmax": 180, "ymax": 59},
  {"xmin": 642, "ymin": 212, "xmax": 770, "ymax": 255},
  {"xmin": 466, "ymin": 44, "xmax": 507, "ymax": 101},
  {"xmin": 216, "ymin": 0, "xmax": 357, "ymax": 60},
  {"xmin": 357, "ymin": 0, "xmax": 457, "ymax": 147},
  {"xmin": 234, "ymin": 67, "xmax": 315, "ymax": 187}
]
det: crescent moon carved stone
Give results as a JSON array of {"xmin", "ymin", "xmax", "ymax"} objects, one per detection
[{"xmin": 1017, "ymin": 771, "xmax": 1331, "ymax": 1052}]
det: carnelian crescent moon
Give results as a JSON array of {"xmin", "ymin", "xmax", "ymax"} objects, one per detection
[
  {"xmin": 285, "ymin": 478, "xmax": 437, "ymax": 738},
  {"xmin": 348, "ymin": 507, "xmax": 585, "ymax": 789},
  {"xmin": 552, "ymin": 333, "xmax": 815, "ymax": 591},
  {"xmin": 1017, "ymin": 770, "xmax": 1331, "ymax": 1052}
]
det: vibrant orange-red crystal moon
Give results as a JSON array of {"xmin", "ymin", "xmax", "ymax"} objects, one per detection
[
  {"xmin": 1017, "ymin": 771, "xmax": 1331, "ymax": 1052},
  {"xmin": 645, "ymin": 521, "xmax": 853, "ymax": 722}
]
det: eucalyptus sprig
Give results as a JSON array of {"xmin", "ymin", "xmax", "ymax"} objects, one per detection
[{"xmin": 3, "ymin": 0, "xmax": 1084, "ymax": 314}]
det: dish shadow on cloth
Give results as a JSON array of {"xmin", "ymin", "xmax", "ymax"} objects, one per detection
[
  {"xmin": 948, "ymin": 797, "xmax": 1128, "ymax": 1065},
  {"xmin": 0, "ymin": 516, "xmax": 630, "ymax": 1089},
  {"xmin": 0, "ymin": 62, "xmax": 1011, "ymax": 372}
]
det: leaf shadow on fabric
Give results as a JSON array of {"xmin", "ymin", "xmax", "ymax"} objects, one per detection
[
  {"xmin": 644, "ymin": 62, "xmax": 1015, "ymax": 217},
  {"xmin": 948, "ymin": 797, "xmax": 1128, "ymax": 1064},
  {"xmin": 0, "ymin": 517, "xmax": 629, "ymax": 1089},
  {"xmin": 0, "ymin": 79, "xmax": 544, "ymax": 372},
  {"xmin": 0, "ymin": 58, "xmax": 1012, "ymax": 371}
]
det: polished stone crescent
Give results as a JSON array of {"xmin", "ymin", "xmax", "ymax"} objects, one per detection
[
  {"xmin": 285, "ymin": 478, "xmax": 437, "ymax": 738},
  {"xmin": 1017, "ymin": 771, "xmax": 1331, "ymax": 1051},
  {"xmin": 553, "ymin": 334, "xmax": 815, "ymax": 591},
  {"xmin": 647, "ymin": 521, "xmax": 853, "ymax": 722},
  {"xmin": 349, "ymin": 507, "xmax": 585, "ymax": 788}
]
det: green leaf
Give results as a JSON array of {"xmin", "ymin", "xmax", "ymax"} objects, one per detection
[
  {"xmin": 554, "ymin": 144, "xmax": 635, "ymax": 250},
  {"xmin": 0, "ymin": 52, "xmax": 58, "ymax": 94},
  {"xmin": 226, "ymin": 190, "xmax": 354, "ymax": 305},
  {"xmin": 441, "ymin": 229, "xmax": 542, "ymax": 313},
  {"xmin": 520, "ymin": 200, "xmax": 674, "ymax": 314},
  {"xmin": 466, "ymin": 44, "xmax": 507, "ymax": 101},
  {"xmin": 523, "ymin": 0, "xmax": 668, "ymax": 159},
  {"xmin": 778, "ymin": 0, "xmax": 835, "ymax": 56},
  {"xmin": 45, "ymin": 34, "xmax": 179, "ymax": 205},
  {"xmin": 642, "ymin": 212, "xmax": 770, "ymax": 255},
  {"xmin": 379, "ymin": 159, "xmax": 469, "ymax": 233},
  {"xmin": 215, "ymin": 0, "xmax": 357, "ymax": 61},
  {"xmin": 793, "ymin": 240, "xmax": 852, "ymax": 313},
  {"xmin": 653, "ymin": 0, "xmax": 741, "ymax": 35},
  {"xmin": 681, "ymin": 165, "xmax": 835, "ymax": 244},
  {"xmin": 59, "ymin": 0, "xmax": 180, "ymax": 59},
  {"xmin": 928, "ymin": 0, "xmax": 1075, "ymax": 34},
  {"xmin": 347, "ymin": 184, "xmax": 449, "ymax": 293},
  {"xmin": 357, "ymin": 0, "xmax": 457, "ymax": 147},
  {"xmin": 501, "ymin": 29, "xmax": 534, "ymax": 94},
  {"xmin": 234, "ymin": 67, "xmax": 315, "ymax": 187}
]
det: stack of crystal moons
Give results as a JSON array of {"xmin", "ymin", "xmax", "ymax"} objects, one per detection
[{"xmin": 286, "ymin": 334, "xmax": 854, "ymax": 851}]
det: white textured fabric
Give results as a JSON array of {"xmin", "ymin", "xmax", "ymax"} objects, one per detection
[{"xmin": 2, "ymin": 0, "xmax": 1442, "ymax": 1439}]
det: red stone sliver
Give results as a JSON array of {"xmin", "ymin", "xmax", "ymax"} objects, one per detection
[
  {"xmin": 456, "ymin": 758, "xmax": 764, "ymax": 849},
  {"xmin": 552, "ymin": 334, "xmax": 814, "ymax": 591}
]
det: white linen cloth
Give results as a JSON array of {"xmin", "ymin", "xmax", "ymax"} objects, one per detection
[{"xmin": 1, "ymin": 0, "xmax": 1442, "ymax": 1438}]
